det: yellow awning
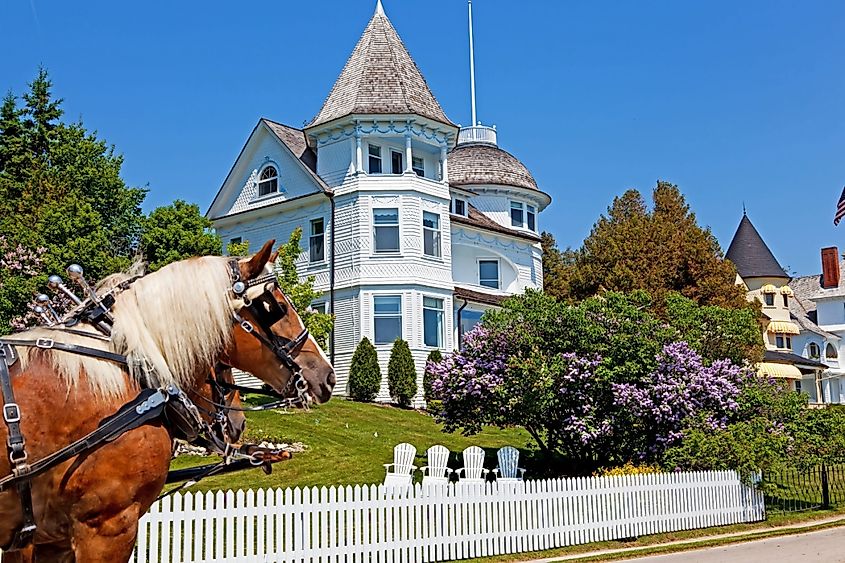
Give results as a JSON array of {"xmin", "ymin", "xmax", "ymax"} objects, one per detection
[
  {"xmin": 780, "ymin": 286, "xmax": 794, "ymax": 296},
  {"xmin": 757, "ymin": 362, "xmax": 802, "ymax": 379},
  {"xmin": 761, "ymin": 284, "xmax": 778, "ymax": 293},
  {"xmin": 767, "ymin": 320, "xmax": 800, "ymax": 335}
]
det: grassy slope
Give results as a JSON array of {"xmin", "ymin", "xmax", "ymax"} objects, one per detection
[{"xmin": 170, "ymin": 399, "xmax": 531, "ymax": 492}]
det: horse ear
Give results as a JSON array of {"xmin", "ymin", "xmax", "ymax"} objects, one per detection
[
  {"xmin": 240, "ymin": 239, "xmax": 276, "ymax": 280},
  {"xmin": 268, "ymin": 248, "xmax": 279, "ymax": 264}
]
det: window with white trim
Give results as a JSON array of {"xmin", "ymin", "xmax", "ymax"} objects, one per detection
[
  {"xmin": 373, "ymin": 296, "xmax": 402, "ymax": 344},
  {"xmin": 510, "ymin": 201, "xmax": 524, "ymax": 227},
  {"xmin": 373, "ymin": 208, "xmax": 400, "ymax": 253},
  {"xmin": 808, "ymin": 342, "xmax": 821, "ymax": 359},
  {"xmin": 423, "ymin": 212, "xmax": 441, "ymax": 258},
  {"xmin": 412, "ymin": 156, "xmax": 425, "ymax": 177},
  {"xmin": 423, "ymin": 297, "xmax": 444, "ymax": 347},
  {"xmin": 479, "ymin": 259, "xmax": 500, "ymax": 289},
  {"xmin": 775, "ymin": 335, "xmax": 792, "ymax": 349},
  {"xmin": 311, "ymin": 302, "xmax": 326, "ymax": 314},
  {"xmin": 368, "ymin": 144, "xmax": 382, "ymax": 174},
  {"xmin": 258, "ymin": 165, "xmax": 279, "ymax": 197},
  {"xmin": 527, "ymin": 204, "xmax": 536, "ymax": 231},
  {"xmin": 309, "ymin": 218, "xmax": 325, "ymax": 263},
  {"xmin": 826, "ymin": 343, "xmax": 838, "ymax": 359},
  {"xmin": 390, "ymin": 150, "xmax": 404, "ymax": 174},
  {"xmin": 452, "ymin": 198, "xmax": 467, "ymax": 216},
  {"xmin": 763, "ymin": 293, "xmax": 774, "ymax": 307}
]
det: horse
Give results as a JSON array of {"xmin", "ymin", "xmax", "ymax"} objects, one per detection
[{"xmin": 0, "ymin": 240, "xmax": 334, "ymax": 562}]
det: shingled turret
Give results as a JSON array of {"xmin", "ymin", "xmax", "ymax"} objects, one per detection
[
  {"xmin": 725, "ymin": 214, "xmax": 788, "ymax": 280},
  {"xmin": 307, "ymin": 0, "xmax": 454, "ymax": 129}
]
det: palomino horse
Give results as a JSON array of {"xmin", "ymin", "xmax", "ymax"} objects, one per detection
[{"xmin": 0, "ymin": 240, "xmax": 334, "ymax": 562}]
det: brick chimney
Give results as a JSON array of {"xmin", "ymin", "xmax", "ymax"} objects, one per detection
[{"xmin": 821, "ymin": 246, "xmax": 840, "ymax": 289}]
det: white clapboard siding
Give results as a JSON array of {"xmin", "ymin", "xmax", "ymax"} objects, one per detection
[{"xmin": 131, "ymin": 470, "xmax": 764, "ymax": 563}]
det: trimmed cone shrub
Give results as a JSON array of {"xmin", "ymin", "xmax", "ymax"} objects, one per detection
[
  {"xmin": 348, "ymin": 337, "xmax": 381, "ymax": 402},
  {"xmin": 388, "ymin": 338, "xmax": 417, "ymax": 407},
  {"xmin": 423, "ymin": 349, "xmax": 443, "ymax": 402}
]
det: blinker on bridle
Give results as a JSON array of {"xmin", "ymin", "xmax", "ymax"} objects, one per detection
[{"xmin": 228, "ymin": 260, "xmax": 311, "ymax": 407}]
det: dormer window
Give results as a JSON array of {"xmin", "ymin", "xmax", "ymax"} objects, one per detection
[
  {"xmin": 452, "ymin": 198, "xmax": 467, "ymax": 216},
  {"xmin": 808, "ymin": 342, "xmax": 821, "ymax": 359},
  {"xmin": 763, "ymin": 293, "xmax": 774, "ymax": 307},
  {"xmin": 826, "ymin": 343, "xmax": 838, "ymax": 359},
  {"xmin": 258, "ymin": 165, "xmax": 278, "ymax": 197},
  {"xmin": 368, "ymin": 144, "xmax": 382, "ymax": 174}
]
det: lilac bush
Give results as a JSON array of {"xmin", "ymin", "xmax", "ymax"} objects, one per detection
[{"xmin": 613, "ymin": 341, "xmax": 751, "ymax": 457}]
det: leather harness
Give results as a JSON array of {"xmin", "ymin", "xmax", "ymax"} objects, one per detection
[{"xmin": 0, "ymin": 259, "xmax": 311, "ymax": 550}]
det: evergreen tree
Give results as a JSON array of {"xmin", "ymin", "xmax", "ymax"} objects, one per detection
[
  {"xmin": 0, "ymin": 68, "xmax": 146, "ymax": 332},
  {"xmin": 141, "ymin": 200, "xmax": 222, "ymax": 271},
  {"xmin": 423, "ymin": 348, "xmax": 442, "ymax": 403},
  {"xmin": 388, "ymin": 338, "xmax": 417, "ymax": 407},
  {"xmin": 546, "ymin": 182, "xmax": 747, "ymax": 309},
  {"xmin": 348, "ymin": 337, "xmax": 381, "ymax": 402}
]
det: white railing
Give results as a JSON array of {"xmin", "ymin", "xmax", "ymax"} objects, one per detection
[
  {"xmin": 131, "ymin": 471, "xmax": 763, "ymax": 562},
  {"xmin": 457, "ymin": 125, "xmax": 497, "ymax": 146}
]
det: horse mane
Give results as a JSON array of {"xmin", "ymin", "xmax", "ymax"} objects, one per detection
[{"xmin": 17, "ymin": 255, "xmax": 239, "ymax": 399}]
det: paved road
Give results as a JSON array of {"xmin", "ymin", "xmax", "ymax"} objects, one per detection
[{"xmin": 615, "ymin": 528, "xmax": 845, "ymax": 562}]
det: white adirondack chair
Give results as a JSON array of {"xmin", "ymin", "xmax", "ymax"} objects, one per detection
[
  {"xmin": 493, "ymin": 446, "xmax": 526, "ymax": 481},
  {"xmin": 456, "ymin": 445, "xmax": 488, "ymax": 483},
  {"xmin": 420, "ymin": 444, "xmax": 453, "ymax": 485},
  {"xmin": 383, "ymin": 442, "xmax": 417, "ymax": 486}
]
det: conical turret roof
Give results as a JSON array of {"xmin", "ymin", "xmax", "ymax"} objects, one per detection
[
  {"xmin": 725, "ymin": 214, "xmax": 788, "ymax": 279},
  {"xmin": 307, "ymin": 1, "xmax": 454, "ymax": 129}
]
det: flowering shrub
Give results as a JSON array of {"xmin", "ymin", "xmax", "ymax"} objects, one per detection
[
  {"xmin": 613, "ymin": 342, "xmax": 751, "ymax": 458},
  {"xmin": 594, "ymin": 462, "xmax": 662, "ymax": 477}
]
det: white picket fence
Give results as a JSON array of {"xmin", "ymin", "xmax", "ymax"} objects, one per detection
[{"xmin": 131, "ymin": 470, "xmax": 764, "ymax": 563}]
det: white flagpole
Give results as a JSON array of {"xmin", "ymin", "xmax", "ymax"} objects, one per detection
[{"xmin": 468, "ymin": 0, "xmax": 477, "ymax": 126}]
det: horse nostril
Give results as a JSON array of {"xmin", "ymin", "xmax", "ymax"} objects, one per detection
[{"xmin": 327, "ymin": 371, "xmax": 336, "ymax": 388}]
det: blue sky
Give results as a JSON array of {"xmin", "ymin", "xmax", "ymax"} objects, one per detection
[{"xmin": 1, "ymin": 0, "xmax": 843, "ymax": 275}]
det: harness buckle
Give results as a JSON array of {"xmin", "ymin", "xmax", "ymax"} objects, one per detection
[
  {"xmin": 35, "ymin": 338, "xmax": 54, "ymax": 349},
  {"xmin": 240, "ymin": 320, "xmax": 255, "ymax": 333},
  {"xmin": 3, "ymin": 403, "xmax": 21, "ymax": 423}
]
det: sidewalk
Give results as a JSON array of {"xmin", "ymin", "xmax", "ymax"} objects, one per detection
[{"xmin": 523, "ymin": 514, "xmax": 845, "ymax": 562}]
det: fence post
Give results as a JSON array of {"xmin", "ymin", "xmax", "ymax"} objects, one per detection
[{"xmin": 821, "ymin": 464, "xmax": 831, "ymax": 509}]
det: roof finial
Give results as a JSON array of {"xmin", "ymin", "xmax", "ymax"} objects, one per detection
[
  {"xmin": 742, "ymin": 201, "xmax": 747, "ymax": 216},
  {"xmin": 375, "ymin": 0, "xmax": 385, "ymax": 16}
]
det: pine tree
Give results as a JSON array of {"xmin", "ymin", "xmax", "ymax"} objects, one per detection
[
  {"xmin": 423, "ymin": 349, "xmax": 442, "ymax": 402},
  {"xmin": 388, "ymin": 338, "xmax": 417, "ymax": 407},
  {"xmin": 348, "ymin": 337, "xmax": 381, "ymax": 402}
]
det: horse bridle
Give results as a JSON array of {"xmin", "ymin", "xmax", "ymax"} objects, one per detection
[{"xmin": 228, "ymin": 260, "xmax": 311, "ymax": 407}]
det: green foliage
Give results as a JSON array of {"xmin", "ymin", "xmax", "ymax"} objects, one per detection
[
  {"xmin": 664, "ymin": 292, "xmax": 763, "ymax": 365},
  {"xmin": 226, "ymin": 239, "xmax": 250, "ymax": 256},
  {"xmin": 423, "ymin": 348, "xmax": 442, "ymax": 402},
  {"xmin": 544, "ymin": 182, "xmax": 748, "ymax": 310},
  {"xmin": 348, "ymin": 337, "xmax": 381, "ymax": 402},
  {"xmin": 0, "ymin": 68, "xmax": 146, "ymax": 332},
  {"xmin": 140, "ymin": 200, "xmax": 221, "ymax": 271},
  {"xmin": 273, "ymin": 229, "xmax": 333, "ymax": 349},
  {"xmin": 388, "ymin": 338, "xmax": 417, "ymax": 407}
]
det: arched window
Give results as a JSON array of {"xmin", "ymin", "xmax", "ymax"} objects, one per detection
[
  {"xmin": 807, "ymin": 342, "xmax": 821, "ymax": 360},
  {"xmin": 826, "ymin": 343, "xmax": 838, "ymax": 359},
  {"xmin": 257, "ymin": 165, "xmax": 278, "ymax": 197}
]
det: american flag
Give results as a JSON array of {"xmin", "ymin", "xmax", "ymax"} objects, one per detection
[{"xmin": 836, "ymin": 186, "xmax": 845, "ymax": 226}]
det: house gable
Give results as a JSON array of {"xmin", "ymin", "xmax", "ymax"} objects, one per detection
[{"xmin": 208, "ymin": 120, "xmax": 328, "ymax": 220}]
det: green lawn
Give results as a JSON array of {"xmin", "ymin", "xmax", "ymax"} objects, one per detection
[{"xmin": 170, "ymin": 398, "xmax": 531, "ymax": 492}]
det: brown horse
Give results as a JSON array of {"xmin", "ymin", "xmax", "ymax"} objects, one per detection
[{"xmin": 0, "ymin": 240, "xmax": 333, "ymax": 562}]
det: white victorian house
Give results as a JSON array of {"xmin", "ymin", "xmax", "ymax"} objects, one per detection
[{"xmin": 207, "ymin": 1, "xmax": 551, "ymax": 402}]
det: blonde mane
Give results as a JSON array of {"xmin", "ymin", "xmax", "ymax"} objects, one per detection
[{"xmin": 18, "ymin": 255, "xmax": 239, "ymax": 399}]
